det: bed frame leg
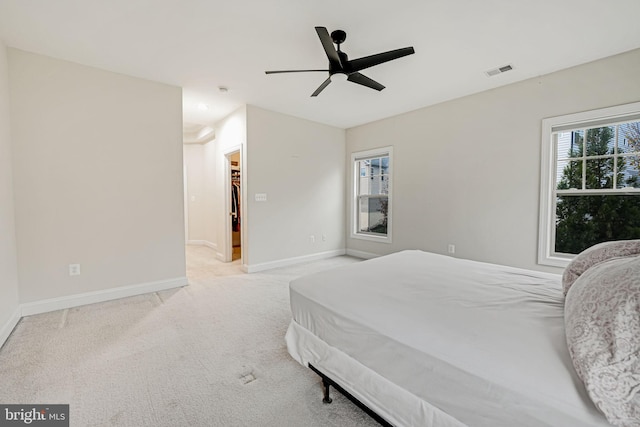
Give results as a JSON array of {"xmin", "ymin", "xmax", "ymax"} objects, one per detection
[
  {"xmin": 322, "ymin": 378, "xmax": 333, "ymax": 404},
  {"xmin": 309, "ymin": 364, "xmax": 392, "ymax": 426}
]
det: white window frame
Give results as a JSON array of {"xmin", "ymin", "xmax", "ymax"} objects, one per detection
[
  {"xmin": 351, "ymin": 146, "xmax": 393, "ymax": 243},
  {"xmin": 538, "ymin": 101, "xmax": 640, "ymax": 267}
]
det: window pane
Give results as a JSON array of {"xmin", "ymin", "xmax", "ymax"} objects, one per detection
[
  {"xmin": 606, "ymin": 129, "xmax": 616, "ymax": 154},
  {"xmin": 365, "ymin": 175, "xmax": 390, "ymax": 195},
  {"xmin": 585, "ymin": 126, "xmax": 614, "ymax": 157},
  {"xmin": 557, "ymin": 159, "xmax": 582, "ymax": 190},
  {"xmin": 353, "ymin": 149, "xmax": 391, "ymax": 241},
  {"xmin": 360, "ymin": 169, "xmax": 391, "ymax": 195},
  {"xmin": 381, "ymin": 156, "xmax": 389, "ymax": 172},
  {"xmin": 555, "ymin": 194, "xmax": 640, "ymax": 255},
  {"xmin": 380, "ymin": 175, "xmax": 390, "ymax": 195},
  {"xmin": 618, "ymin": 155, "xmax": 640, "ymax": 188},
  {"xmin": 619, "ymin": 122, "xmax": 640, "ymax": 154},
  {"xmin": 370, "ymin": 158, "xmax": 380, "ymax": 172},
  {"xmin": 359, "ymin": 176, "xmax": 370, "ymax": 195},
  {"xmin": 557, "ymin": 131, "xmax": 583, "ymax": 159},
  {"xmin": 584, "ymin": 157, "xmax": 615, "ymax": 189},
  {"xmin": 358, "ymin": 196, "xmax": 388, "ymax": 235},
  {"xmin": 359, "ymin": 160, "xmax": 370, "ymax": 176}
]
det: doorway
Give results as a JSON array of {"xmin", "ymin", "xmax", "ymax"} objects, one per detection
[{"xmin": 227, "ymin": 150, "xmax": 242, "ymax": 262}]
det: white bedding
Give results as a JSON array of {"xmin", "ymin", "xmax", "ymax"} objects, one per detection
[{"xmin": 285, "ymin": 250, "xmax": 613, "ymax": 427}]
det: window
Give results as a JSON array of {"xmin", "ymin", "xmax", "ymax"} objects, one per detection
[
  {"xmin": 351, "ymin": 147, "xmax": 393, "ymax": 242},
  {"xmin": 539, "ymin": 102, "xmax": 640, "ymax": 267}
]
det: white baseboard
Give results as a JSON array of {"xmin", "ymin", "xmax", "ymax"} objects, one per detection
[
  {"xmin": 246, "ymin": 249, "xmax": 346, "ymax": 273},
  {"xmin": 203, "ymin": 240, "xmax": 217, "ymax": 250},
  {"xmin": 345, "ymin": 249, "xmax": 381, "ymax": 259},
  {"xmin": 187, "ymin": 240, "xmax": 222, "ymax": 259},
  {"xmin": 0, "ymin": 307, "xmax": 21, "ymax": 349},
  {"xmin": 187, "ymin": 240, "xmax": 217, "ymax": 251},
  {"xmin": 20, "ymin": 277, "xmax": 188, "ymax": 317}
]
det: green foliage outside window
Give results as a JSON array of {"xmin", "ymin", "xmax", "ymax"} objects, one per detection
[{"xmin": 555, "ymin": 125, "xmax": 640, "ymax": 254}]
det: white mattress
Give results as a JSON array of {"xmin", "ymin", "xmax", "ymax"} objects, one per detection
[{"xmin": 286, "ymin": 250, "xmax": 612, "ymax": 427}]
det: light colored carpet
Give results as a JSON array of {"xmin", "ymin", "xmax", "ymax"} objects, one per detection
[{"xmin": 0, "ymin": 246, "xmax": 379, "ymax": 426}]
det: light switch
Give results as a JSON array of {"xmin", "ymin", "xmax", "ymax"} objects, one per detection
[{"xmin": 255, "ymin": 193, "xmax": 267, "ymax": 202}]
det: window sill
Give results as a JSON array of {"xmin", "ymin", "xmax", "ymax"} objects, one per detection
[
  {"xmin": 537, "ymin": 253, "xmax": 572, "ymax": 269},
  {"xmin": 351, "ymin": 232, "xmax": 392, "ymax": 244}
]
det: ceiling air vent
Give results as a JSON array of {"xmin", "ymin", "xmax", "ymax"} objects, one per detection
[{"xmin": 485, "ymin": 64, "xmax": 513, "ymax": 77}]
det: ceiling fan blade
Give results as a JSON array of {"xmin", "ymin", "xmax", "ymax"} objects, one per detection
[
  {"xmin": 311, "ymin": 77, "xmax": 332, "ymax": 97},
  {"xmin": 347, "ymin": 47, "xmax": 415, "ymax": 73},
  {"xmin": 347, "ymin": 72, "xmax": 385, "ymax": 91},
  {"xmin": 265, "ymin": 69, "xmax": 328, "ymax": 74},
  {"xmin": 315, "ymin": 26, "xmax": 342, "ymax": 69}
]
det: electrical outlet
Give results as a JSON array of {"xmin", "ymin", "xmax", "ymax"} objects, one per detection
[
  {"xmin": 322, "ymin": 234, "xmax": 327, "ymax": 242},
  {"xmin": 69, "ymin": 264, "xmax": 81, "ymax": 276},
  {"xmin": 309, "ymin": 235, "xmax": 315, "ymax": 243},
  {"xmin": 447, "ymin": 244, "xmax": 455, "ymax": 254}
]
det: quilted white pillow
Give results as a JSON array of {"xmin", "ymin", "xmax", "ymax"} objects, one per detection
[
  {"xmin": 564, "ymin": 255, "xmax": 640, "ymax": 427},
  {"xmin": 562, "ymin": 239, "xmax": 640, "ymax": 296}
]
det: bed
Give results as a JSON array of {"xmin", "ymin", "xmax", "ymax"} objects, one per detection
[{"xmin": 285, "ymin": 249, "xmax": 640, "ymax": 427}]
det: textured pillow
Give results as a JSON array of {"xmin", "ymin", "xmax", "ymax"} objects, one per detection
[
  {"xmin": 562, "ymin": 239, "xmax": 640, "ymax": 295},
  {"xmin": 564, "ymin": 255, "xmax": 640, "ymax": 427}
]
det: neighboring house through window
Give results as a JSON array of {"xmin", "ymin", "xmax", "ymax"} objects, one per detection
[
  {"xmin": 351, "ymin": 146, "xmax": 393, "ymax": 242},
  {"xmin": 539, "ymin": 102, "xmax": 640, "ymax": 267}
]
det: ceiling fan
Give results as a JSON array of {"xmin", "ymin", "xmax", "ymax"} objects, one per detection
[{"xmin": 265, "ymin": 27, "xmax": 415, "ymax": 97}]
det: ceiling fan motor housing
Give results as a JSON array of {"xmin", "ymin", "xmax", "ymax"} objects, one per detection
[{"xmin": 330, "ymin": 30, "xmax": 347, "ymax": 45}]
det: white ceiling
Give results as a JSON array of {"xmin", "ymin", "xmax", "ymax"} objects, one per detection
[{"xmin": 1, "ymin": 0, "xmax": 639, "ymax": 129}]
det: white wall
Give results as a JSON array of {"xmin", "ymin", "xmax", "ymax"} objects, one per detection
[
  {"xmin": 346, "ymin": 48, "xmax": 640, "ymax": 273},
  {"xmin": 0, "ymin": 41, "xmax": 20, "ymax": 344},
  {"xmin": 246, "ymin": 105, "xmax": 346, "ymax": 269},
  {"xmin": 183, "ymin": 144, "xmax": 206, "ymax": 243},
  {"xmin": 9, "ymin": 49, "xmax": 186, "ymax": 305}
]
